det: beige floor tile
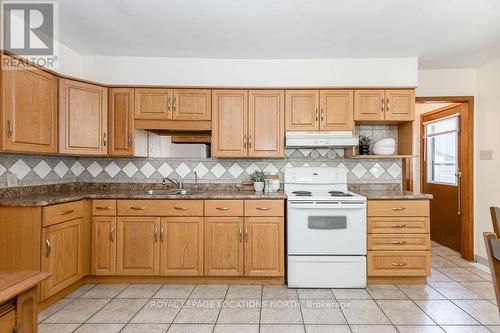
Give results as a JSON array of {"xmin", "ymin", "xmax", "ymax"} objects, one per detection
[
  {"xmin": 428, "ymin": 269, "xmax": 454, "ymax": 282},
  {"xmin": 366, "ymin": 285, "xmax": 408, "ymax": 299},
  {"xmin": 300, "ymin": 300, "xmax": 346, "ymax": 325},
  {"xmin": 397, "ymin": 285, "xmax": 445, "ymax": 300},
  {"xmin": 438, "ymin": 268, "xmax": 486, "ymax": 282},
  {"xmin": 432, "ymin": 247, "xmax": 461, "ymax": 257},
  {"xmin": 260, "ymin": 325, "xmax": 306, "ymax": 333},
  {"xmin": 79, "ymin": 284, "xmax": 128, "ymax": 298},
  {"xmin": 226, "ymin": 285, "xmax": 262, "ymax": 299},
  {"xmin": 446, "ymin": 256, "xmax": 476, "ymax": 268},
  {"xmin": 297, "ymin": 289, "xmax": 335, "ymax": 300},
  {"xmin": 453, "ymin": 299, "xmax": 500, "ymax": 325},
  {"xmin": 431, "ymin": 257, "xmax": 460, "ymax": 269},
  {"xmin": 332, "ymin": 289, "xmax": 371, "ymax": 300},
  {"xmin": 153, "ymin": 285, "xmax": 195, "ymax": 298},
  {"xmin": 38, "ymin": 324, "xmax": 80, "ymax": 333},
  {"xmin": 87, "ymin": 298, "xmax": 148, "ymax": 323},
  {"xmin": 167, "ymin": 324, "xmax": 214, "ymax": 333},
  {"xmin": 190, "ymin": 285, "xmax": 228, "ymax": 299},
  {"xmin": 174, "ymin": 299, "xmax": 223, "ymax": 324},
  {"xmin": 260, "ymin": 299, "xmax": 303, "ymax": 324},
  {"xmin": 428, "ymin": 282, "xmax": 482, "ymax": 299},
  {"xmin": 487, "ymin": 326, "xmax": 500, "ymax": 333},
  {"xmin": 116, "ymin": 284, "xmax": 161, "ymax": 298},
  {"xmin": 376, "ymin": 300, "xmax": 434, "ymax": 325},
  {"xmin": 38, "ymin": 299, "xmax": 74, "ymax": 322},
  {"xmin": 217, "ymin": 299, "xmax": 260, "ymax": 324},
  {"xmin": 263, "ymin": 285, "xmax": 298, "ymax": 299},
  {"xmin": 64, "ymin": 285, "xmax": 95, "ymax": 299},
  {"xmin": 305, "ymin": 325, "xmax": 351, "ymax": 333},
  {"xmin": 414, "ymin": 300, "xmax": 479, "ymax": 325},
  {"xmin": 460, "ymin": 281, "xmax": 496, "ymax": 299},
  {"xmin": 130, "ymin": 299, "xmax": 184, "ymax": 324},
  {"xmin": 396, "ymin": 326, "xmax": 445, "ymax": 333},
  {"xmin": 340, "ymin": 300, "xmax": 390, "ymax": 325},
  {"xmin": 466, "ymin": 267, "xmax": 493, "ymax": 281},
  {"xmin": 43, "ymin": 298, "xmax": 110, "ymax": 324},
  {"xmin": 73, "ymin": 324, "xmax": 124, "ymax": 333},
  {"xmin": 121, "ymin": 323, "xmax": 169, "ymax": 333},
  {"xmin": 350, "ymin": 325, "xmax": 398, "ymax": 333},
  {"xmin": 213, "ymin": 324, "xmax": 259, "ymax": 333},
  {"xmin": 441, "ymin": 326, "xmax": 492, "ymax": 333}
]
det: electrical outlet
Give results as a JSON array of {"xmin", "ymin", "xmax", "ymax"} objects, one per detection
[{"xmin": 7, "ymin": 173, "xmax": 18, "ymax": 187}]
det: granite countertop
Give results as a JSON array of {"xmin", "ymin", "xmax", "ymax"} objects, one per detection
[{"xmin": 351, "ymin": 189, "xmax": 433, "ymax": 200}]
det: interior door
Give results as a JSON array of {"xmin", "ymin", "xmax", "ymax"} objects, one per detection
[{"xmin": 422, "ymin": 106, "xmax": 462, "ymax": 252}]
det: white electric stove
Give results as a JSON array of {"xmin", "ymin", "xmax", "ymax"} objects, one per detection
[{"xmin": 284, "ymin": 167, "xmax": 367, "ymax": 288}]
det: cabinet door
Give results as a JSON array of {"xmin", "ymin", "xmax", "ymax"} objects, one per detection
[
  {"xmin": 320, "ymin": 90, "xmax": 354, "ymax": 131},
  {"xmin": 0, "ymin": 309, "xmax": 16, "ymax": 333},
  {"xmin": 172, "ymin": 89, "xmax": 211, "ymax": 121},
  {"xmin": 354, "ymin": 90, "xmax": 385, "ymax": 121},
  {"xmin": 211, "ymin": 90, "xmax": 248, "ymax": 157},
  {"xmin": 135, "ymin": 88, "xmax": 171, "ymax": 120},
  {"xmin": 117, "ymin": 217, "xmax": 160, "ymax": 276},
  {"xmin": 92, "ymin": 216, "xmax": 116, "ymax": 275},
  {"xmin": 244, "ymin": 217, "xmax": 284, "ymax": 277},
  {"xmin": 204, "ymin": 217, "xmax": 243, "ymax": 276},
  {"xmin": 59, "ymin": 79, "xmax": 108, "ymax": 155},
  {"xmin": 248, "ymin": 90, "xmax": 284, "ymax": 158},
  {"xmin": 109, "ymin": 88, "xmax": 134, "ymax": 156},
  {"xmin": 41, "ymin": 218, "xmax": 83, "ymax": 299},
  {"xmin": 2, "ymin": 55, "xmax": 58, "ymax": 153},
  {"xmin": 385, "ymin": 90, "xmax": 415, "ymax": 121},
  {"xmin": 285, "ymin": 90, "xmax": 319, "ymax": 131},
  {"xmin": 160, "ymin": 217, "xmax": 203, "ymax": 276}
]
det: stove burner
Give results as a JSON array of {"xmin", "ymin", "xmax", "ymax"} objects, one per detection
[
  {"xmin": 329, "ymin": 191, "xmax": 353, "ymax": 197},
  {"xmin": 292, "ymin": 191, "xmax": 312, "ymax": 197}
]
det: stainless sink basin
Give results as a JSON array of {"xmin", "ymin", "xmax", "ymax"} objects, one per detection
[{"xmin": 144, "ymin": 189, "xmax": 206, "ymax": 195}]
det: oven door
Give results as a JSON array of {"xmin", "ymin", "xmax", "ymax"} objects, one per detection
[{"xmin": 287, "ymin": 200, "xmax": 366, "ymax": 255}]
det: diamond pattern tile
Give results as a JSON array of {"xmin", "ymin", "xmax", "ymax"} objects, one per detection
[
  {"xmin": 87, "ymin": 162, "xmax": 103, "ymax": 177},
  {"xmin": 193, "ymin": 163, "xmax": 209, "ymax": 178},
  {"xmin": 122, "ymin": 162, "xmax": 139, "ymax": 178},
  {"xmin": 140, "ymin": 162, "xmax": 156, "ymax": 178},
  {"xmin": 228, "ymin": 163, "xmax": 244, "ymax": 178},
  {"xmin": 9, "ymin": 159, "xmax": 31, "ymax": 180},
  {"xmin": 211, "ymin": 163, "xmax": 226, "ymax": 179},
  {"xmin": 351, "ymin": 163, "xmax": 367, "ymax": 179},
  {"xmin": 33, "ymin": 161, "xmax": 51, "ymax": 179},
  {"xmin": 105, "ymin": 162, "xmax": 121, "ymax": 178},
  {"xmin": 53, "ymin": 161, "xmax": 69, "ymax": 178},
  {"xmin": 0, "ymin": 164, "xmax": 6, "ymax": 177},
  {"xmin": 263, "ymin": 163, "xmax": 279, "ymax": 175},
  {"xmin": 70, "ymin": 161, "xmax": 84, "ymax": 177},
  {"xmin": 369, "ymin": 163, "xmax": 385, "ymax": 179},
  {"xmin": 175, "ymin": 163, "xmax": 191, "ymax": 178},
  {"xmin": 387, "ymin": 162, "xmax": 402, "ymax": 178},
  {"xmin": 245, "ymin": 163, "xmax": 260, "ymax": 175},
  {"xmin": 157, "ymin": 163, "xmax": 173, "ymax": 178}
]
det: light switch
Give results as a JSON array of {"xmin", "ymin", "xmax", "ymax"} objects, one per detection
[{"xmin": 480, "ymin": 150, "xmax": 493, "ymax": 160}]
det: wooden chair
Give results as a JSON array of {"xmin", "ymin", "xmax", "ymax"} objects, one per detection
[
  {"xmin": 484, "ymin": 232, "xmax": 500, "ymax": 313},
  {"xmin": 490, "ymin": 207, "xmax": 500, "ymax": 236}
]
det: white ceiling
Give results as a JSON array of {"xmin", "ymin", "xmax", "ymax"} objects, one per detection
[{"xmin": 58, "ymin": 0, "xmax": 500, "ymax": 69}]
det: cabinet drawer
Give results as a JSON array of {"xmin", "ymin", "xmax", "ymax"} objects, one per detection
[
  {"xmin": 92, "ymin": 200, "xmax": 117, "ymax": 216},
  {"xmin": 368, "ymin": 234, "xmax": 430, "ymax": 251},
  {"xmin": 43, "ymin": 201, "xmax": 85, "ymax": 227},
  {"xmin": 205, "ymin": 200, "xmax": 243, "ymax": 216},
  {"xmin": 368, "ymin": 217, "xmax": 430, "ymax": 234},
  {"xmin": 367, "ymin": 251, "xmax": 430, "ymax": 276},
  {"xmin": 368, "ymin": 200, "xmax": 429, "ymax": 217},
  {"xmin": 118, "ymin": 200, "xmax": 203, "ymax": 216},
  {"xmin": 244, "ymin": 200, "xmax": 284, "ymax": 216}
]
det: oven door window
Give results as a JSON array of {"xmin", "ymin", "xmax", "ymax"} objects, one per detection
[{"xmin": 308, "ymin": 216, "xmax": 347, "ymax": 230}]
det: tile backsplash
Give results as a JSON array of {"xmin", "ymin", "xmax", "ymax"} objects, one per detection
[{"xmin": 0, "ymin": 125, "xmax": 402, "ymax": 188}]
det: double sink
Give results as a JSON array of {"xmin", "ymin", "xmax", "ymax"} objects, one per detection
[{"xmin": 143, "ymin": 189, "xmax": 207, "ymax": 196}]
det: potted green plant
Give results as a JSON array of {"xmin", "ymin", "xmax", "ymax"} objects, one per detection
[
  {"xmin": 249, "ymin": 170, "xmax": 266, "ymax": 192},
  {"xmin": 359, "ymin": 135, "xmax": 371, "ymax": 155}
]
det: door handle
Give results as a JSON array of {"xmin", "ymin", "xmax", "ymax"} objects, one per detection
[
  {"xmin": 174, "ymin": 206, "xmax": 189, "ymax": 210},
  {"xmin": 96, "ymin": 206, "xmax": 112, "ymax": 210},
  {"xmin": 103, "ymin": 133, "xmax": 107, "ymax": 147},
  {"xmin": 244, "ymin": 228, "xmax": 248, "ymax": 242},
  {"xmin": 110, "ymin": 227, "xmax": 115, "ymax": 242},
  {"xmin": 160, "ymin": 227, "xmax": 164, "ymax": 242},
  {"xmin": 256, "ymin": 207, "xmax": 271, "ymax": 211},
  {"xmin": 386, "ymin": 98, "xmax": 390, "ymax": 112},
  {"xmin": 172, "ymin": 97, "xmax": 176, "ymax": 111},
  {"xmin": 167, "ymin": 97, "xmax": 171, "ymax": 111},
  {"xmin": 216, "ymin": 207, "xmax": 230, "ymax": 211},
  {"xmin": 239, "ymin": 228, "xmax": 243, "ymax": 243},
  {"xmin": 320, "ymin": 108, "xmax": 324, "ymax": 121},
  {"xmin": 391, "ymin": 224, "xmax": 407, "ymax": 228},
  {"xmin": 154, "ymin": 227, "xmax": 158, "ymax": 242},
  {"xmin": 128, "ymin": 135, "xmax": 133, "ymax": 147},
  {"xmin": 243, "ymin": 135, "xmax": 247, "ymax": 148},
  {"xmin": 130, "ymin": 206, "xmax": 146, "ymax": 210},
  {"xmin": 381, "ymin": 98, "xmax": 385, "ymax": 112},
  {"xmin": 391, "ymin": 262, "xmax": 407, "ymax": 267},
  {"xmin": 6, "ymin": 120, "xmax": 12, "ymax": 138},
  {"xmin": 45, "ymin": 239, "xmax": 51, "ymax": 257},
  {"xmin": 248, "ymin": 135, "xmax": 252, "ymax": 148},
  {"xmin": 315, "ymin": 108, "xmax": 319, "ymax": 122},
  {"xmin": 57, "ymin": 209, "xmax": 74, "ymax": 215},
  {"xmin": 456, "ymin": 170, "xmax": 462, "ymax": 215},
  {"xmin": 391, "ymin": 240, "xmax": 407, "ymax": 245},
  {"xmin": 391, "ymin": 207, "xmax": 407, "ymax": 211}
]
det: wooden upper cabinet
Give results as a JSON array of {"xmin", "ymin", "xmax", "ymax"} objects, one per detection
[
  {"xmin": 172, "ymin": 89, "xmax": 211, "ymax": 121},
  {"xmin": 91, "ymin": 216, "xmax": 116, "ymax": 276},
  {"xmin": 385, "ymin": 90, "xmax": 415, "ymax": 121},
  {"xmin": 285, "ymin": 90, "xmax": 319, "ymax": 131},
  {"xmin": 248, "ymin": 90, "xmax": 284, "ymax": 158},
  {"xmin": 204, "ymin": 217, "xmax": 244, "ymax": 276},
  {"xmin": 59, "ymin": 79, "xmax": 108, "ymax": 155},
  {"xmin": 160, "ymin": 217, "xmax": 203, "ymax": 276},
  {"xmin": 135, "ymin": 88, "xmax": 171, "ymax": 120},
  {"xmin": 1, "ymin": 55, "xmax": 58, "ymax": 153},
  {"xmin": 354, "ymin": 90, "xmax": 385, "ymax": 121},
  {"xmin": 109, "ymin": 88, "xmax": 134, "ymax": 156},
  {"xmin": 319, "ymin": 90, "xmax": 354, "ymax": 131},
  {"xmin": 211, "ymin": 90, "xmax": 248, "ymax": 158},
  {"xmin": 116, "ymin": 217, "xmax": 160, "ymax": 276}
]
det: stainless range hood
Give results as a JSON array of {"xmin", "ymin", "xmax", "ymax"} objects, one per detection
[{"xmin": 285, "ymin": 131, "xmax": 359, "ymax": 148}]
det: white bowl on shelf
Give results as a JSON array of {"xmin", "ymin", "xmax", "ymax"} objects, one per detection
[
  {"xmin": 373, "ymin": 138, "xmax": 396, "ymax": 148},
  {"xmin": 372, "ymin": 146, "xmax": 396, "ymax": 155}
]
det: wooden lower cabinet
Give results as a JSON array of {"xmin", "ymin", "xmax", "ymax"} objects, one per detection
[
  {"xmin": 204, "ymin": 217, "xmax": 244, "ymax": 276},
  {"xmin": 0, "ymin": 306, "xmax": 16, "ymax": 333},
  {"xmin": 41, "ymin": 218, "xmax": 84, "ymax": 299},
  {"xmin": 160, "ymin": 217, "xmax": 204, "ymax": 276},
  {"xmin": 116, "ymin": 217, "xmax": 160, "ymax": 276},
  {"xmin": 91, "ymin": 217, "xmax": 116, "ymax": 275},
  {"xmin": 244, "ymin": 217, "xmax": 284, "ymax": 277}
]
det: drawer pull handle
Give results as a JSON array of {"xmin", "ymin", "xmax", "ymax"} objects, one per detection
[
  {"xmin": 160, "ymin": 228, "xmax": 164, "ymax": 242},
  {"xmin": 130, "ymin": 206, "xmax": 146, "ymax": 210},
  {"xmin": 45, "ymin": 239, "xmax": 51, "ymax": 257},
  {"xmin": 392, "ymin": 207, "xmax": 407, "ymax": 211},
  {"xmin": 96, "ymin": 206, "xmax": 112, "ymax": 210},
  {"xmin": 391, "ymin": 224, "xmax": 407, "ymax": 228},
  {"xmin": 154, "ymin": 227, "xmax": 158, "ymax": 242},
  {"xmin": 391, "ymin": 262, "xmax": 407, "ymax": 267},
  {"xmin": 174, "ymin": 206, "xmax": 189, "ymax": 210},
  {"xmin": 216, "ymin": 207, "xmax": 230, "ymax": 211},
  {"xmin": 256, "ymin": 207, "xmax": 271, "ymax": 211},
  {"xmin": 57, "ymin": 209, "xmax": 74, "ymax": 215},
  {"xmin": 391, "ymin": 240, "xmax": 407, "ymax": 245},
  {"xmin": 239, "ymin": 228, "xmax": 243, "ymax": 242},
  {"xmin": 244, "ymin": 228, "xmax": 248, "ymax": 242},
  {"xmin": 110, "ymin": 227, "xmax": 115, "ymax": 242}
]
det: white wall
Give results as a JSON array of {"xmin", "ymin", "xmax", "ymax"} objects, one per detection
[{"xmin": 417, "ymin": 69, "xmax": 477, "ymax": 97}]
